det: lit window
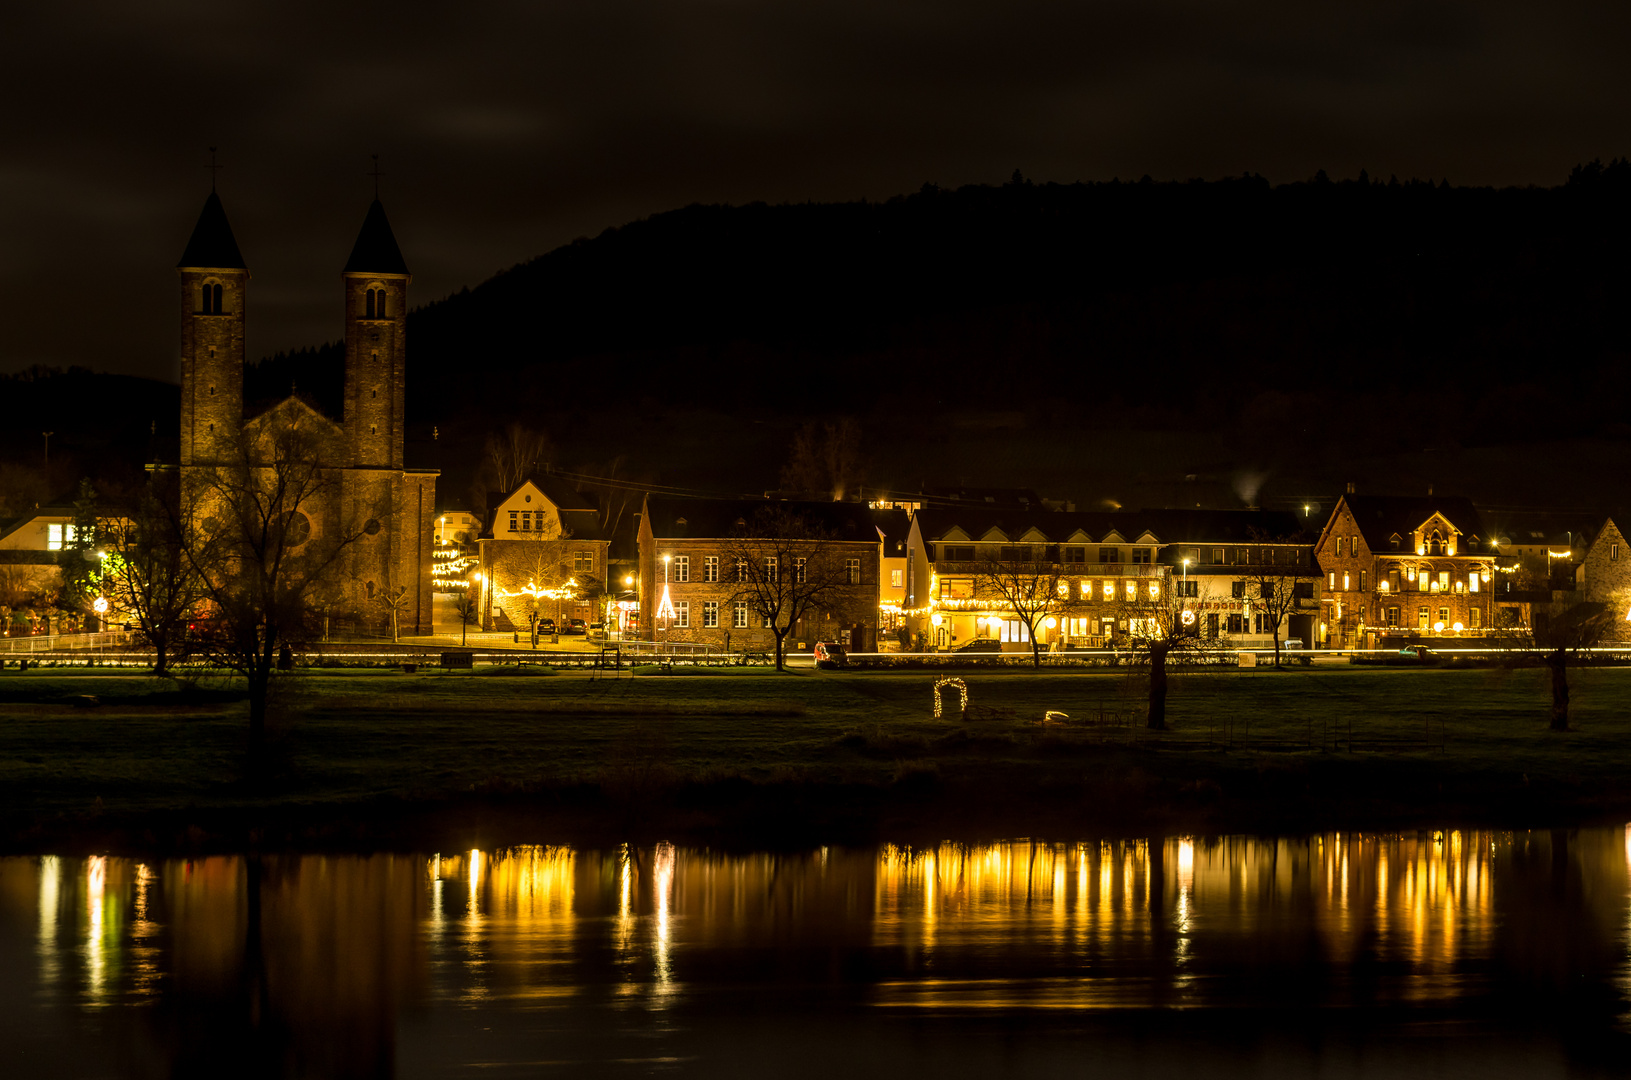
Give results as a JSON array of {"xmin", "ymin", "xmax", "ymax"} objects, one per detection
[
  {"xmin": 703, "ymin": 601, "xmax": 719, "ymax": 628},
  {"xmin": 674, "ymin": 556, "xmax": 690, "ymax": 582},
  {"xmin": 675, "ymin": 601, "xmax": 690, "ymax": 628},
  {"xmin": 704, "ymin": 555, "xmax": 719, "ymax": 583},
  {"xmin": 846, "ymin": 558, "xmax": 860, "ymax": 585},
  {"xmin": 733, "ymin": 601, "xmax": 748, "ymax": 628},
  {"xmin": 1342, "ymin": 573, "xmax": 1350, "ymax": 591},
  {"xmin": 1328, "ymin": 572, "xmax": 1336, "ymax": 589},
  {"xmin": 1102, "ymin": 582, "xmax": 1114, "ymax": 600},
  {"xmin": 1438, "ymin": 571, "xmax": 1449, "ymax": 591},
  {"xmin": 890, "ymin": 568, "xmax": 903, "ymax": 588},
  {"xmin": 1124, "ymin": 581, "xmax": 1136, "ymax": 600},
  {"xmin": 1418, "ymin": 607, "xmax": 1429, "ymax": 628}
]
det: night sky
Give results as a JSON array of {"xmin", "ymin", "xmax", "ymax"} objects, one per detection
[{"xmin": 3, "ymin": 1, "xmax": 1628, "ymax": 381}]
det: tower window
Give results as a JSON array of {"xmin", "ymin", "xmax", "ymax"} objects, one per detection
[
  {"xmin": 371, "ymin": 425, "xmax": 377, "ymax": 435},
  {"xmin": 366, "ymin": 288, "xmax": 386, "ymax": 319},
  {"xmin": 209, "ymin": 386, "xmax": 216, "ymax": 396},
  {"xmin": 201, "ymin": 282, "xmax": 224, "ymax": 314}
]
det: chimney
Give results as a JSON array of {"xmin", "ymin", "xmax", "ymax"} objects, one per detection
[{"xmin": 1346, "ymin": 482, "xmax": 1355, "ymax": 494}]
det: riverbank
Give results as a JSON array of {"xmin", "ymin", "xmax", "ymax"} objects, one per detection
[{"xmin": 3, "ymin": 665, "xmax": 1629, "ymax": 852}]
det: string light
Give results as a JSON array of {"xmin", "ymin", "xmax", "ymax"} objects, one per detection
[{"xmin": 932, "ymin": 677, "xmax": 969, "ymax": 719}]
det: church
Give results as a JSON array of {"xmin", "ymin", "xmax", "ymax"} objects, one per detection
[{"xmin": 174, "ymin": 189, "xmax": 437, "ymax": 635}]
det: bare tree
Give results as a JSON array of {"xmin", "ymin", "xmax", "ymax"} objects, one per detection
[
  {"xmin": 722, "ymin": 507, "xmax": 870, "ymax": 670},
  {"xmin": 100, "ymin": 477, "xmax": 204, "ymax": 674},
  {"xmin": 451, "ymin": 589, "xmax": 479, "ymax": 647},
  {"xmin": 472, "ymin": 423, "xmax": 555, "ymax": 505},
  {"xmin": 778, "ymin": 418, "xmax": 864, "ymax": 501},
  {"xmin": 974, "ymin": 544, "xmax": 1066, "ymax": 667},
  {"xmin": 375, "ymin": 585, "xmax": 410, "ymax": 643},
  {"xmin": 184, "ymin": 422, "xmax": 364, "ymax": 761},
  {"xmin": 1125, "ymin": 577, "xmax": 1225, "ymax": 730},
  {"xmin": 1240, "ymin": 528, "xmax": 1318, "ymax": 668},
  {"xmin": 492, "ymin": 533, "xmax": 579, "ymax": 647},
  {"xmin": 1495, "ymin": 599, "xmax": 1615, "ymax": 731}
]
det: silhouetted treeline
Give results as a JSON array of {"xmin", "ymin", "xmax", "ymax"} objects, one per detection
[{"xmin": 387, "ymin": 161, "xmax": 1631, "ymax": 449}]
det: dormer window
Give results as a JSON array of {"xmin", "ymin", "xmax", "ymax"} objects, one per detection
[
  {"xmin": 1429, "ymin": 530, "xmax": 1444, "ymax": 555},
  {"xmin": 201, "ymin": 281, "xmax": 223, "ymax": 314},
  {"xmin": 365, "ymin": 287, "xmax": 387, "ymax": 318},
  {"xmin": 1389, "ymin": 533, "xmax": 1401, "ymax": 550}
]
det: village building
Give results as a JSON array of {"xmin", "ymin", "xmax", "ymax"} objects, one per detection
[
  {"xmin": 477, "ymin": 477, "xmax": 610, "ymax": 634},
  {"xmin": 638, "ymin": 497, "xmax": 884, "ymax": 653},
  {"xmin": 904, "ymin": 508, "xmax": 1319, "ymax": 651},
  {"xmin": 1313, "ymin": 492, "xmax": 1500, "ymax": 647}
]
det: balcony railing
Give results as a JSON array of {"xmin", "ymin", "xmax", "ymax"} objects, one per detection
[{"xmin": 933, "ymin": 560, "xmax": 1163, "ymax": 577}]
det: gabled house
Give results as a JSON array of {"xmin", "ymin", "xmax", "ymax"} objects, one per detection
[
  {"xmin": 1314, "ymin": 492, "xmax": 1498, "ymax": 647},
  {"xmin": 477, "ymin": 476, "xmax": 609, "ymax": 634}
]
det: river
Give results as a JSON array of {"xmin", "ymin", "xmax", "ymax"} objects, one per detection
[{"xmin": 4, "ymin": 831, "xmax": 1630, "ymax": 1076}]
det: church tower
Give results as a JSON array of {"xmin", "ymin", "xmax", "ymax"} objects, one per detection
[
  {"xmin": 341, "ymin": 199, "xmax": 409, "ymax": 470},
  {"xmin": 177, "ymin": 192, "xmax": 248, "ymax": 466}
]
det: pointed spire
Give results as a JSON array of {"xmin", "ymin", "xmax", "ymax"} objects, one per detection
[
  {"xmin": 177, "ymin": 191, "xmax": 246, "ymax": 269},
  {"xmin": 343, "ymin": 199, "xmax": 409, "ymax": 275}
]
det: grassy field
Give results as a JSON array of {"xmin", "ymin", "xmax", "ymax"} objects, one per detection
[{"xmin": 1, "ymin": 662, "xmax": 1628, "ymax": 851}]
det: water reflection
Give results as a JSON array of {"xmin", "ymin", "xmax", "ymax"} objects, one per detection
[{"xmin": 2, "ymin": 830, "xmax": 1628, "ymax": 1074}]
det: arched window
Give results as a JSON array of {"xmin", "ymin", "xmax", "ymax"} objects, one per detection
[
  {"xmin": 365, "ymin": 289, "xmax": 376, "ymax": 318},
  {"xmin": 365, "ymin": 287, "xmax": 386, "ymax": 319},
  {"xmin": 201, "ymin": 281, "xmax": 224, "ymax": 314}
]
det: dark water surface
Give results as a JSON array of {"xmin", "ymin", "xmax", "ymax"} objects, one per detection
[{"xmin": 5, "ymin": 831, "xmax": 1631, "ymax": 1077}]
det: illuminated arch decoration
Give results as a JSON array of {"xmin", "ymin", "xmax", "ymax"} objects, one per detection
[
  {"xmin": 932, "ymin": 677, "xmax": 969, "ymax": 719},
  {"xmin": 1044, "ymin": 710, "xmax": 1069, "ymax": 724}
]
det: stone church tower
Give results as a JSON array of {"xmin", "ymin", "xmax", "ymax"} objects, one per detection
[{"xmin": 175, "ymin": 190, "xmax": 437, "ymax": 635}]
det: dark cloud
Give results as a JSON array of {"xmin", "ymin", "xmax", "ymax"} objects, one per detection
[{"xmin": 2, "ymin": 1, "xmax": 1627, "ymax": 380}]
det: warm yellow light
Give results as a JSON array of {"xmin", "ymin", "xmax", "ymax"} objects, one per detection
[
  {"xmin": 1452, "ymin": 622, "xmax": 1463, "ymax": 633},
  {"xmin": 1417, "ymin": 546, "xmax": 1426, "ymax": 556},
  {"xmin": 1481, "ymin": 570, "xmax": 1490, "ymax": 583},
  {"xmin": 1379, "ymin": 581, "xmax": 1389, "ymax": 591},
  {"xmin": 1433, "ymin": 621, "xmax": 1445, "ymax": 633},
  {"xmin": 931, "ymin": 613, "xmax": 943, "ymax": 627},
  {"xmin": 662, "ymin": 554, "xmax": 671, "ymax": 563},
  {"xmin": 473, "ymin": 572, "xmax": 483, "ymax": 582},
  {"xmin": 1044, "ymin": 617, "xmax": 1057, "ymax": 629},
  {"xmin": 92, "ymin": 597, "xmax": 108, "ymax": 614},
  {"xmin": 624, "ymin": 575, "xmax": 634, "ymax": 586},
  {"xmin": 1180, "ymin": 609, "xmax": 1196, "ymax": 626}
]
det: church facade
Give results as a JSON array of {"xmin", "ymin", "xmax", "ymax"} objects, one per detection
[{"xmin": 174, "ymin": 190, "xmax": 437, "ymax": 635}]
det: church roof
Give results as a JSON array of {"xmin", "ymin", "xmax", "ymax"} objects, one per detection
[
  {"xmin": 343, "ymin": 199, "xmax": 410, "ymax": 275},
  {"xmin": 177, "ymin": 191, "xmax": 246, "ymax": 269}
]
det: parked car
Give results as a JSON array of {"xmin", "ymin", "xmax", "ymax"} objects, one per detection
[
  {"xmin": 565, "ymin": 619, "xmax": 588, "ymax": 634},
  {"xmin": 953, "ymin": 637, "xmax": 1002, "ymax": 653},
  {"xmin": 1283, "ymin": 638, "xmax": 1304, "ymax": 650},
  {"xmin": 537, "ymin": 618, "xmax": 556, "ymax": 634},
  {"xmin": 813, "ymin": 641, "xmax": 848, "ymax": 669}
]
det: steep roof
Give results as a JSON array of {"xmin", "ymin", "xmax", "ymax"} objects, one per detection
[
  {"xmin": 1341, "ymin": 495, "xmax": 1486, "ymax": 551},
  {"xmin": 644, "ymin": 498, "xmax": 882, "ymax": 543},
  {"xmin": 177, "ymin": 191, "xmax": 246, "ymax": 269},
  {"xmin": 342, "ymin": 199, "xmax": 409, "ymax": 275}
]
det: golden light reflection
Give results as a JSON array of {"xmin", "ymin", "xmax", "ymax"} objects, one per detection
[
  {"xmin": 653, "ymin": 842, "xmax": 676, "ymax": 992},
  {"xmin": 38, "ymin": 855, "xmax": 60, "ymax": 991},
  {"xmin": 86, "ymin": 855, "xmax": 107, "ymax": 1003}
]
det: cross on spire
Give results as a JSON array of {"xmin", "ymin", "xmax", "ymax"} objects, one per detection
[
  {"xmin": 369, "ymin": 153, "xmax": 383, "ymax": 198},
  {"xmin": 205, "ymin": 147, "xmax": 222, "ymax": 191}
]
